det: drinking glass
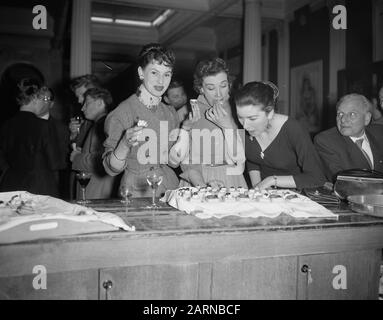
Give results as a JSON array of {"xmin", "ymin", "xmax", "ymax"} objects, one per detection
[
  {"xmin": 73, "ymin": 116, "xmax": 83, "ymax": 134},
  {"xmin": 146, "ymin": 170, "xmax": 163, "ymax": 209},
  {"xmin": 76, "ymin": 172, "xmax": 91, "ymax": 205},
  {"xmin": 119, "ymin": 185, "xmax": 131, "ymax": 214}
]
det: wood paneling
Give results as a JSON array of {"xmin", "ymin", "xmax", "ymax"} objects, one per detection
[
  {"xmin": 0, "ymin": 269, "xmax": 99, "ymax": 300},
  {"xmin": 297, "ymin": 249, "xmax": 381, "ymax": 300},
  {"xmin": 211, "ymin": 257, "xmax": 297, "ymax": 299},
  {"xmin": 99, "ymin": 263, "xmax": 200, "ymax": 300}
]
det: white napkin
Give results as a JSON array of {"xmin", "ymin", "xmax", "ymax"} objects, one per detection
[
  {"xmin": 162, "ymin": 189, "xmax": 338, "ymax": 220},
  {"xmin": 0, "ymin": 191, "xmax": 135, "ymax": 232}
]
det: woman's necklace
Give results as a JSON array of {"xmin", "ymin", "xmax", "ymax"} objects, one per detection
[
  {"xmin": 249, "ymin": 136, "xmax": 265, "ymax": 159},
  {"xmin": 137, "ymin": 86, "xmax": 161, "ymax": 111}
]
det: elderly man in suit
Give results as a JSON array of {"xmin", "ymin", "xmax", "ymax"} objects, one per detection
[{"xmin": 314, "ymin": 93, "xmax": 383, "ymax": 182}]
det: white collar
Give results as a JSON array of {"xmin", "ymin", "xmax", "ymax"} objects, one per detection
[
  {"xmin": 137, "ymin": 85, "xmax": 162, "ymax": 110},
  {"xmin": 40, "ymin": 113, "xmax": 50, "ymax": 120},
  {"xmin": 349, "ymin": 131, "xmax": 368, "ymax": 143}
]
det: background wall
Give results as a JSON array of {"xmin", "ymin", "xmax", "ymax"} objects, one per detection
[{"xmin": 289, "ymin": 5, "xmax": 330, "ymax": 132}]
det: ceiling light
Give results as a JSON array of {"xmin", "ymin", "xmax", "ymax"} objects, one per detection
[
  {"xmin": 115, "ymin": 19, "xmax": 152, "ymax": 27},
  {"xmin": 91, "ymin": 16, "xmax": 113, "ymax": 23},
  {"xmin": 152, "ymin": 9, "xmax": 174, "ymax": 27}
]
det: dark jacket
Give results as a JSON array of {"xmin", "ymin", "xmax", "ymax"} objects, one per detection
[
  {"xmin": 314, "ymin": 124, "xmax": 383, "ymax": 182},
  {"xmin": 0, "ymin": 111, "xmax": 60, "ymax": 196}
]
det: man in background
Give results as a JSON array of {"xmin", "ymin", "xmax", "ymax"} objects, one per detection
[
  {"xmin": 68, "ymin": 75, "xmax": 101, "ymax": 199},
  {"xmin": 164, "ymin": 79, "xmax": 189, "ymax": 123},
  {"xmin": 70, "ymin": 88, "xmax": 118, "ymax": 199},
  {"xmin": 69, "ymin": 74, "xmax": 100, "ymax": 146},
  {"xmin": 314, "ymin": 93, "xmax": 383, "ymax": 182}
]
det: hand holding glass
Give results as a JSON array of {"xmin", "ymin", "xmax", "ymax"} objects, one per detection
[{"xmin": 70, "ymin": 116, "xmax": 83, "ymax": 135}]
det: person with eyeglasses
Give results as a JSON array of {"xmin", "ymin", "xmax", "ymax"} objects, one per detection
[
  {"xmin": 314, "ymin": 93, "xmax": 383, "ymax": 182},
  {"xmin": 0, "ymin": 78, "xmax": 61, "ymax": 196}
]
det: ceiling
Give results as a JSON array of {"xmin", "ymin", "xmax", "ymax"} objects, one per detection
[
  {"xmin": 88, "ymin": 0, "xmax": 294, "ymax": 68},
  {"xmin": 0, "ymin": 0, "xmax": 313, "ymax": 78}
]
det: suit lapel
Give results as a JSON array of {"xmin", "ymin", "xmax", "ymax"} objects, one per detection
[
  {"xmin": 366, "ymin": 130, "xmax": 383, "ymax": 172},
  {"xmin": 342, "ymin": 135, "xmax": 371, "ymax": 169}
]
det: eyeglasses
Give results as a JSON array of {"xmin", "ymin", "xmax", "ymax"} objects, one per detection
[
  {"xmin": 41, "ymin": 96, "xmax": 54, "ymax": 102},
  {"xmin": 336, "ymin": 111, "xmax": 360, "ymax": 121}
]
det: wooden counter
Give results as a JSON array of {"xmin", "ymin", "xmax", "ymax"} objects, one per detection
[{"xmin": 0, "ymin": 197, "xmax": 383, "ymax": 300}]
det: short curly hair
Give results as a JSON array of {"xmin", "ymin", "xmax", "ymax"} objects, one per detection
[
  {"xmin": 16, "ymin": 78, "xmax": 51, "ymax": 106},
  {"xmin": 193, "ymin": 57, "xmax": 231, "ymax": 94},
  {"xmin": 138, "ymin": 43, "xmax": 175, "ymax": 69}
]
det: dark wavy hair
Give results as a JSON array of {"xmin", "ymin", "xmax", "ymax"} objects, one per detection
[
  {"xmin": 193, "ymin": 57, "xmax": 231, "ymax": 94},
  {"xmin": 138, "ymin": 43, "xmax": 175, "ymax": 69},
  {"xmin": 16, "ymin": 78, "xmax": 51, "ymax": 106},
  {"xmin": 234, "ymin": 81, "xmax": 279, "ymax": 113},
  {"xmin": 83, "ymin": 87, "xmax": 114, "ymax": 112}
]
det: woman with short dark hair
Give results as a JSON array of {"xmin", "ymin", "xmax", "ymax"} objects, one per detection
[
  {"xmin": 103, "ymin": 43, "xmax": 180, "ymax": 197},
  {"xmin": 234, "ymin": 81, "xmax": 326, "ymax": 189},
  {"xmin": 169, "ymin": 57, "xmax": 247, "ymax": 188}
]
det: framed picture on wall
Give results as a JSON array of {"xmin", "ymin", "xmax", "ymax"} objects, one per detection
[{"xmin": 290, "ymin": 60, "xmax": 323, "ymax": 135}]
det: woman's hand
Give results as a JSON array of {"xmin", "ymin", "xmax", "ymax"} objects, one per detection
[
  {"xmin": 181, "ymin": 100, "xmax": 201, "ymax": 131},
  {"xmin": 188, "ymin": 169, "xmax": 206, "ymax": 187},
  {"xmin": 255, "ymin": 176, "xmax": 275, "ymax": 190},
  {"xmin": 123, "ymin": 126, "xmax": 144, "ymax": 147},
  {"xmin": 205, "ymin": 102, "xmax": 235, "ymax": 129}
]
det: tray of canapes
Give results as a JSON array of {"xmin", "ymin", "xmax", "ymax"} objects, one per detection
[{"xmin": 163, "ymin": 187, "xmax": 338, "ymax": 220}]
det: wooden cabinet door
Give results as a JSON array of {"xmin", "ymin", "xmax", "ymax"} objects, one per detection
[
  {"xmin": 297, "ymin": 249, "xmax": 381, "ymax": 300},
  {"xmin": 0, "ymin": 269, "xmax": 99, "ymax": 300},
  {"xmin": 99, "ymin": 257, "xmax": 298, "ymax": 300},
  {"xmin": 210, "ymin": 256, "xmax": 298, "ymax": 299},
  {"xmin": 99, "ymin": 263, "xmax": 201, "ymax": 300}
]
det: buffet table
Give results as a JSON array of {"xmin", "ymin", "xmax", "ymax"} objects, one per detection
[{"xmin": 0, "ymin": 196, "xmax": 383, "ymax": 300}]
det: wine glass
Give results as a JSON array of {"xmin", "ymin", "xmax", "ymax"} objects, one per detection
[
  {"xmin": 146, "ymin": 169, "xmax": 163, "ymax": 209},
  {"xmin": 119, "ymin": 185, "xmax": 131, "ymax": 214},
  {"xmin": 76, "ymin": 171, "xmax": 91, "ymax": 205}
]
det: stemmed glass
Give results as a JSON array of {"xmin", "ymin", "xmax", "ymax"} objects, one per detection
[
  {"xmin": 146, "ymin": 169, "xmax": 163, "ymax": 209},
  {"xmin": 76, "ymin": 171, "xmax": 91, "ymax": 205},
  {"xmin": 119, "ymin": 185, "xmax": 131, "ymax": 214}
]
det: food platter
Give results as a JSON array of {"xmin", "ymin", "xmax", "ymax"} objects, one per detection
[{"xmin": 347, "ymin": 194, "xmax": 383, "ymax": 218}]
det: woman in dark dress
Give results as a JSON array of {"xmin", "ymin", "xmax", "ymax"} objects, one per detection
[
  {"xmin": 233, "ymin": 81, "xmax": 326, "ymax": 190},
  {"xmin": 0, "ymin": 79, "xmax": 60, "ymax": 196}
]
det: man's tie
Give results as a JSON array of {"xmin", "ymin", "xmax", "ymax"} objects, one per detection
[{"xmin": 355, "ymin": 138, "xmax": 373, "ymax": 169}]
